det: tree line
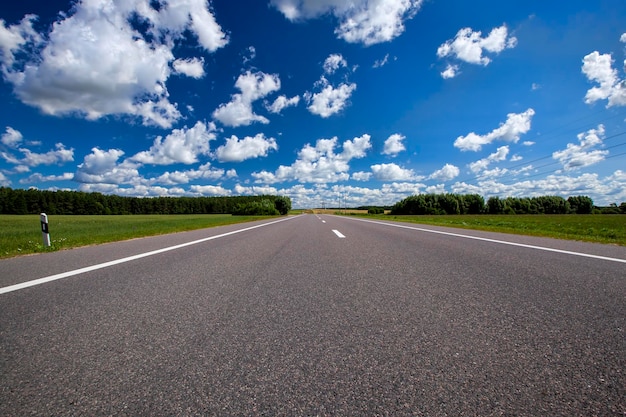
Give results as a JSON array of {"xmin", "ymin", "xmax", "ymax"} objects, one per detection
[
  {"xmin": 0, "ymin": 187, "xmax": 291, "ymax": 215},
  {"xmin": 390, "ymin": 193, "xmax": 626, "ymax": 215}
]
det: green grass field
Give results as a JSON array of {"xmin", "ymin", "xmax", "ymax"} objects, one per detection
[
  {"xmin": 0, "ymin": 214, "xmax": 276, "ymax": 259},
  {"xmin": 360, "ymin": 214, "xmax": 626, "ymax": 246}
]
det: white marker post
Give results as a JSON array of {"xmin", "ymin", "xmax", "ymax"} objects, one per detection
[{"xmin": 40, "ymin": 213, "xmax": 51, "ymax": 247}]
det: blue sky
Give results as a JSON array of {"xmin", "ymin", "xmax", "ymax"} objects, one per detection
[{"xmin": 1, "ymin": 0, "xmax": 625, "ymax": 208}]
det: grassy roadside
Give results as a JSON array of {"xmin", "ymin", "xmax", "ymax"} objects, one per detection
[
  {"xmin": 0, "ymin": 214, "xmax": 278, "ymax": 259},
  {"xmin": 354, "ymin": 213, "xmax": 626, "ymax": 246}
]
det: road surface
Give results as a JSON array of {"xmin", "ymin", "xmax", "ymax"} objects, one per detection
[{"xmin": 1, "ymin": 214, "xmax": 625, "ymax": 416}]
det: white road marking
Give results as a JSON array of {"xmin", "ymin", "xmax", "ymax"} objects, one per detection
[
  {"xmin": 343, "ymin": 216, "xmax": 626, "ymax": 264},
  {"xmin": 0, "ymin": 216, "xmax": 300, "ymax": 295},
  {"xmin": 322, "ymin": 220, "xmax": 326, "ymax": 223},
  {"xmin": 333, "ymin": 229, "xmax": 346, "ymax": 238}
]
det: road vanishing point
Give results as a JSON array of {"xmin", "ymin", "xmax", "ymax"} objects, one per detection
[{"xmin": 1, "ymin": 214, "xmax": 625, "ymax": 416}]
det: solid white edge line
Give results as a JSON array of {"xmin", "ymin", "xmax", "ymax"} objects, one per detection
[
  {"xmin": 0, "ymin": 216, "xmax": 300, "ymax": 295},
  {"xmin": 341, "ymin": 216, "xmax": 626, "ymax": 264},
  {"xmin": 332, "ymin": 229, "xmax": 346, "ymax": 238}
]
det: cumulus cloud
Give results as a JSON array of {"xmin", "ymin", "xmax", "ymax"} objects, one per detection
[
  {"xmin": 265, "ymin": 95, "xmax": 300, "ymax": 114},
  {"xmin": 437, "ymin": 24, "xmax": 517, "ymax": 78},
  {"xmin": 75, "ymin": 148, "xmax": 140, "ymax": 184},
  {"xmin": 252, "ymin": 134, "xmax": 371, "ymax": 184},
  {"xmin": 371, "ymin": 163, "xmax": 416, "ymax": 181},
  {"xmin": 453, "ymin": 170, "xmax": 626, "ymax": 206},
  {"xmin": 552, "ymin": 125, "xmax": 609, "ymax": 171},
  {"xmin": 582, "ymin": 35, "xmax": 626, "ymax": 107},
  {"xmin": 0, "ymin": 171, "xmax": 10, "ymax": 186},
  {"xmin": 150, "ymin": 163, "xmax": 225, "ymax": 185},
  {"xmin": 1, "ymin": 139, "xmax": 74, "ymax": 170},
  {"xmin": 305, "ymin": 54, "xmax": 357, "ymax": 118},
  {"xmin": 441, "ymin": 64, "xmax": 459, "ymax": 79},
  {"xmin": 1, "ymin": 126, "xmax": 23, "ymax": 148},
  {"xmin": 352, "ymin": 171, "xmax": 372, "ymax": 181},
  {"xmin": 270, "ymin": 0, "xmax": 423, "ymax": 46},
  {"xmin": 0, "ymin": 15, "xmax": 42, "ymax": 67},
  {"xmin": 234, "ymin": 184, "xmax": 279, "ymax": 196},
  {"xmin": 305, "ymin": 81, "xmax": 357, "ymax": 118},
  {"xmin": 382, "ymin": 133, "xmax": 406, "ymax": 156},
  {"xmin": 131, "ymin": 121, "xmax": 217, "ymax": 165},
  {"xmin": 324, "ymin": 54, "xmax": 348, "ymax": 74},
  {"xmin": 0, "ymin": 0, "xmax": 228, "ymax": 128},
  {"xmin": 429, "ymin": 163, "xmax": 460, "ymax": 181},
  {"xmin": 190, "ymin": 184, "xmax": 231, "ymax": 196},
  {"xmin": 454, "ymin": 108, "xmax": 535, "ymax": 151},
  {"xmin": 213, "ymin": 71, "xmax": 281, "ymax": 126},
  {"xmin": 214, "ymin": 134, "xmax": 278, "ymax": 162},
  {"xmin": 468, "ymin": 145, "xmax": 510, "ymax": 174},
  {"xmin": 19, "ymin": 172, "xmax": 74, "ymax": 184},
  {"xmin": 173, "ymin": 57, "xmax": 205, "ymax": 79}
]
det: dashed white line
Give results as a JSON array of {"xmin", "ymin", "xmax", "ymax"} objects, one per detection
[
  {"xmin": 332, "ymin": 229, "xmax": 346, "ymax": 238},
  {"xmin": 0, "ymin": 216, "xmax": 301, "ymax": 295}
]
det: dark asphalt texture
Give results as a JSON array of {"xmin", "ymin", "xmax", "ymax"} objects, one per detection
[{"xmin": 1, "ymin": 214, "xmax": 625, "ymax": 416}]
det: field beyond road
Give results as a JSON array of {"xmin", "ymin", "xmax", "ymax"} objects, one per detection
[
  {"xmin": 357, "ymin": 213, "xmax": 626, "ymax": 246},
  {"xmin": 0, "ymin": 214, "xmax": 276, "ymax": 259}
]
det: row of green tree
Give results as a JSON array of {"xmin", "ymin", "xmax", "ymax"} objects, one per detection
[
  {"xmin": 0, "ymin": 187, "xmax": 291, "ymax": 215},
  {"xmin": 390, "ymin": 193, "xmax": 626, "ymax": 215}
]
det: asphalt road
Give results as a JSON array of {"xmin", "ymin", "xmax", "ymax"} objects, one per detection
[{"xmin": 1, "ymin": 214, "xmax": 625, "ymax": 416}]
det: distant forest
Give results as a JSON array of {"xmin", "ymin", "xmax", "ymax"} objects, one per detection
[
  {"xmin": 388, "ymin": 194, "xmax": 626, "ymax": 215},
  {"xmin": 0, "ymin": 187, "xmax": 290, "ymax": 215},
  {"xmin": 1, "ymin": 187, "xmax": 624, "ymax": 215}
]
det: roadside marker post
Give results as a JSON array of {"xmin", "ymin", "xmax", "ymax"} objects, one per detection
[{"xmin": 40, "ymin": 213, "xmax": 51, "ymax": 247}]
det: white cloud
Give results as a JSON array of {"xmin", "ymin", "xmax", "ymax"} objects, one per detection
[
  {"xmin": 305, "ymin": 82, "xmax": 357, "ymax": 118},
  {"xmin": 75, "ymin": 148, "xmax": 140, "ymax": 185},
  {"xmin": 341, "ymin": 134, "xmax": 372, "ymax": 159},
  {"xmin": 131, "ymin": 121, "xmax": 217, "ymax": 165},
  {"xmin": 429, "ymin": 163, "xmax": 460, "ymax": 181},
  {"xmin": 1, "ymin": 142, "xmax": 74, "ymax": 169},
  {"xmin": 453, "ymin": 170, "xmax": 626, "ymax": 206},
  {"xmin": 150, "ymin": 163, "xmax": 225, "ymax": 185},
  {"xmin": 0, "ymin": 171, "xmax": 10, "ymax": 186},
  {"xmin": 382, "ymin": 133, "xmax": 406, "ymax": 156},
  {"xmin": 468, "ymin": 145, "xmax": 510, "ymax": 173},
  {"xmin": 270, "ymin": 0, "xmax": 423, "ymax": 46},
  {"xmin": 243, "ymin": 46, "xmax": 256, "ymax": 64},
  {"xmin": 214, "ymin": 134, "xmax": 278, "ymax": 162},
  {"xmin": 253, "ymin": 134, "xmax": 371, "ymax": 184},
  {"xmin": 213, "ymin": 71, "xmax": 281, "ymax": 126},
  {"xmin": 189, "ymin": 185, "xmax": 231, "ymax": 196},
  {"xmin": 552, "ymin": 125, "xmax": 609, "ymax": 171},
  {"xmin": 1, "ymin": 0, "xmax": 227, "ymax": 128},
  {"xmin": 324, "ymin": 53, "xmax": 348, "ymax": 74},
  {"xmin": 173, "ymin": 57, "xmax": 205, "ymax": 79},
  {"xmin": 371, "ymin": 163, "xmax": 416, "ymax": 181},
  {"xmin": 0, "ymin": 15, "xmax": 42, "ymax": 67},
  {"xmin": 437, "ymin": 25, "xmax": 517, "ymax": 78},
  {"xmin": 441, "ymin": 64, "xmax": 459, "ymax": 79},
  {"xmin": 352, "ymin": 171, "xmax": 372, "ymax": 181},
  {"xmin": 234, "ymin": 184, "xmax": 279, "ymax": 196},
  {"xmin": 582, "ymin": 49, "xmax": 626, "ymax": 107},
  {"xmin": 19, "ymin": 172, "xmax": 74, "ymax": 184},
  {"xmin": 266, "ymin": 95, "xmax": 300, "ymax": 113},
  {"xmin": 1, "ymin": 126, "xmax": 23, "ymax": 148},
  {"xmin": 454, "ymin": 108, "xmax": 535, "ymax": 151},
  {"xmin": 373, "ymin": 54, "xmax": 390, "ymax": 68}
]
